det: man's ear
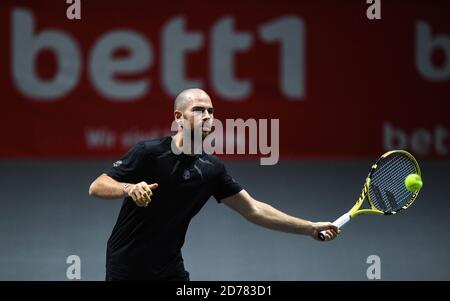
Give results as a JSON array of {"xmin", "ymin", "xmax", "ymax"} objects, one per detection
[{"xmin": 174, "ymin": 111, "xmax": 183, "ymax": 127}]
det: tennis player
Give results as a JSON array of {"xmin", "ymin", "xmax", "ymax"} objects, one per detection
[{"xmin": 89, "ymin": 88, "xmax": 339, "ymax": 281}]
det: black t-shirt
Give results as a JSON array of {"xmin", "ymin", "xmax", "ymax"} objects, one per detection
[{"xmin": 104, "ymin": 136, "xmax": 243, "ymax": 279}]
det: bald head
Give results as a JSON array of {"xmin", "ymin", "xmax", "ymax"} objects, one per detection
[{"xmin": 174, "ymin": 88, "xmax": 211, "ymax": 112}]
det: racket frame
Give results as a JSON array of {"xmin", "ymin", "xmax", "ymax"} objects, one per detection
[{"xmin": 319, "ymin": 150, "xmax": 422, "ymax": 240}]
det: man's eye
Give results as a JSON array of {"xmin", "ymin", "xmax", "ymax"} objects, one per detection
[{"xmin": 192, "ymin": 107, "xmax": 213, "ymax": 114}]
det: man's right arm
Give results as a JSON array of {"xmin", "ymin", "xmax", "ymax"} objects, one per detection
[
  {"xmin": 89, "ymin": 173, "xmax": 129, "ymax": 199},
  {"xmin": 89, "ymin": 173, "xmax": 158, "ymax": 207}
]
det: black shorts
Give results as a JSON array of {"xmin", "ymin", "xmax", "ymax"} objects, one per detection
[{"xmin": 105, "ymin": 259, "xmax": 190, "ymax": 281}]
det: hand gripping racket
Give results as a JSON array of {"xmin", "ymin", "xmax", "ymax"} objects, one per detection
[{"xmin": 319, "ymin": 150, "xmax": 422, "ymax": 241}]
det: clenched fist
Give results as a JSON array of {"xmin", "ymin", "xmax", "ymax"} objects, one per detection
[
  {"xmin": 125, "ymin": 182, "xmax": 158, "ymax": 207},
  {"xmin": 310, "ymin": 222, "xmax": 340, "ymax": 241}
]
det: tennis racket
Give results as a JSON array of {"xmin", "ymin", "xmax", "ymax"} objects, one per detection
[{"xmin": 319, "ymin": 150, "xmax": 422, "ymax": 241}]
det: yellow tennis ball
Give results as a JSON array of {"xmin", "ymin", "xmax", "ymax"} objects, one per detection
[{"xmin": 405, "ymin": 173, "xmax": 423, "ymax": 192}]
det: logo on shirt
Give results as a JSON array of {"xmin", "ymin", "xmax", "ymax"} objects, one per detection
[
  {"xmin": 113, "ymin": 160, "xmax": 123, "ymax": 167},
  {"xmin": 183, "ymin": 169, "xmax": 191, "ymax": 180}
]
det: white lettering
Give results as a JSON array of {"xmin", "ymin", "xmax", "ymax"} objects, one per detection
[
  {"xmin": 416, "ymin": 21, "xmax": 450, "ymax": 81},
  {"xmin": 13, "ymin": 8, "xmax": 81, "ymax": 100},
  {"xmin": 89, "ymin": 31, "xmax": 152, "ymax": 100}
]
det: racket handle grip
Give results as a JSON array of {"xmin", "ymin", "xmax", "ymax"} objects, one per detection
[{"xmin": 318, "ymin": 213, "xmax": 350, "ymax": 241}]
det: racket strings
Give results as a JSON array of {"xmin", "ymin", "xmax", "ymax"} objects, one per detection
[{"xmin": 368, "ymin": 154, "xmax": 417, "ymax": 213}]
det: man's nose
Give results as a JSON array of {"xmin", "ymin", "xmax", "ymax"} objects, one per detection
[{"xmin": 202, "ymin": 110, "xmax": 211, "ymax": 120}]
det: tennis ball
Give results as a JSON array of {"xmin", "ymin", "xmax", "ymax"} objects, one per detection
[{"xmin": 404, "ymin": 173, "xmax": 423, "ymax": 192}]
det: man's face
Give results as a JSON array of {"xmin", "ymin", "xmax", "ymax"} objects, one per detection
[{"xmin": 180, "ymin": 95, "xmax": 214, "ymax": 139}]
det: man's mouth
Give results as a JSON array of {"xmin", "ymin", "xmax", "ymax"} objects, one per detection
[{"xmin": 202, "ymin": 122, "xmax": 212, "ymax": 131}]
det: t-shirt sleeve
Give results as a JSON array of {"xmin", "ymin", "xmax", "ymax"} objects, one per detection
[
  {"xmin": 105, "ymin": 142, "xmax": 148, "ymax": 183},
  {"xmin": 213, "ymin": 163, "xmax": 243, "ymax": 203}
]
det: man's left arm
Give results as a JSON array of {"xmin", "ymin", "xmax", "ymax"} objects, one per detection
[{"xmin": 222, "ymin": 190, "xmax": 339, "ymax": 241}]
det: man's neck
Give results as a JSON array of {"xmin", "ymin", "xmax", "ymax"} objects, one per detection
[{"xmin": 171, "ymin": 132, "xmax": 198, "ymax": 156}]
